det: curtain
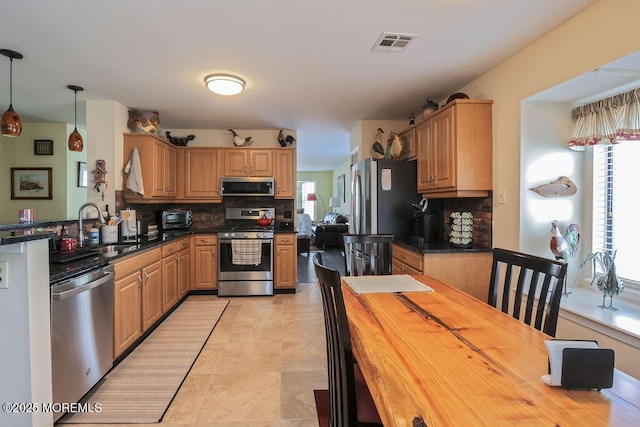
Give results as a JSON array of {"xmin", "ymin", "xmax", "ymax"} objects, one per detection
[{"xmin": 569, "ymin": 88, "xmax": 640, "ymax": 150}]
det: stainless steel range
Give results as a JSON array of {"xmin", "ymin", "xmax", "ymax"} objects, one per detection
[{"xmin": 218, "ymin": 207, "xmax": 275, "ymax": 296}]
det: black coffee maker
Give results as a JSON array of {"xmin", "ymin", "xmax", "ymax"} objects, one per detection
[{"xmin": 411, "ymin": 198, "xmax": 440, "ymax": 246}]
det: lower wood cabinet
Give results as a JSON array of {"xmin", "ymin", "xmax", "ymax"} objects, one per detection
[
  {"xmin": 113, "ymin": 247, "xmax": 162, "ymax": 358},
  {"xmin": 177, "ymin": 237, "xmax": 190, "ymax": 298},
  {"xmin": 422, "ymin": 252, "xmax": 492, "ymax": 301},
  {"xmin": 193, "ymin": 235, "xmax": 217, "ymax": 290},
  {"xmin": 393, "ymin": 244, "xmax": 423, "ymax": 275},
  {"xmin": 162, "ymin": 242, "xmax": 179, "ymax": 313},
  {"xmin": 275, "ymin": 234, "xmax": 297, "ymax": 290}
]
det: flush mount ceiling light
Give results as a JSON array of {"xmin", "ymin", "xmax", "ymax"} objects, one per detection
[
  {"xmin": 1, "ymin": 49, "xmax": 24, "ymax": 138},
  {"xmin": 205, "ymin": 74, "xmax": 245, "ymax": 96},
  {"xmin": 67, "ymin": 85, "xmax": 84, "ymax": 152}
]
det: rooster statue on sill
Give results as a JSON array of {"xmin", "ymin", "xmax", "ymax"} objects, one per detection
[{"xmin": 550, "ymin": 220, "xmax": 580, "ymax": 295}]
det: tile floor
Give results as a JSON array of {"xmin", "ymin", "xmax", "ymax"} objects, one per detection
[{"xmin": 76, "ymin": 278, "xmax": 328, "ymax": 427}]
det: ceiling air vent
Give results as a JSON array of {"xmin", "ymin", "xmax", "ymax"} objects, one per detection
[{"xmin": 372, "ymin": 32, "xmax": 418, "ymax": 53}]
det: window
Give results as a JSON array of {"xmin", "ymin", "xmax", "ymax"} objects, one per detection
[
  {"xmin": 297, "ymin": 181, "xmax": 317, "ymax": 221},
  {"xmin": 592, "ymin": 142, "xmax": 640, "ymax": 286}
]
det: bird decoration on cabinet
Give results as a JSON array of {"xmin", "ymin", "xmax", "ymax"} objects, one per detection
[
  {"xmin": 550, "ymin": 220, "xmax": 580, "ymax": 262},
  {"xmin": 228, "ymin": 129, "xmax": 252, "ymax": 146},
  {"xmin": 127, "ymin": 109, "xmax": 159, "ymax": 134},
  {"xmin": 372, "ymin": 128, "xmax": 386, "ymax": 158},
  {"xmin": 165, "ymin": 131, "xmax": 195, "ymax": 146},
  {"xmin": 277, "ymin": 130, "xmax": 296, "ymax": 147},
  {"xmin": 389, "ymin": 131, "xmax": 402, "ymax": 159}
]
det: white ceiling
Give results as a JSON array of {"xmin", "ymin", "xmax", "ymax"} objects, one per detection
[{"xmin": 1, "ymin": 0, "xmax": 599, "ymax": 171}]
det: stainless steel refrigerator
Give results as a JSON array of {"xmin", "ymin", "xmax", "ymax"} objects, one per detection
[{"xmin": 349, "ymin": 158, "xmax": 419, "ymax": 237}]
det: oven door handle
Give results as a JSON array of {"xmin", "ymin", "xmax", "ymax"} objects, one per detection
[{"xmin": 52, "ymin": 270, "xmax": 114, "ymax": 301}]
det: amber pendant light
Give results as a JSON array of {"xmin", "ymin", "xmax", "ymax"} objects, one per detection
[
  {"xmin": 0, "ymin": 49, "xmax": 24, "ymax": 138},
  {"xmin": 68, "ymin": 85, "xmax": 84, "ymax": 151}
]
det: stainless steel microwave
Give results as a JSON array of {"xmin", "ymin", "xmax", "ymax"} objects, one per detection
[{"xmin": 221, "ymin": 177, "xmax": 275, "ymax": 197}]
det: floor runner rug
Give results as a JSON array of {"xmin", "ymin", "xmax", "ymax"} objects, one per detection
[
  {"xmin": 58, "ymin": 297, "xmax": 229, "ymax": 424},
  {"xmin": 313, "ymin": 389, "xmax": 329, "ymax": 427}
]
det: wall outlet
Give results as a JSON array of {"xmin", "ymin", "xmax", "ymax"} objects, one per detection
[
  {"xmin": 498, "ymin": 188, "xmax": 507, "ymax": 204},
  {"xmin": 0, "ymin": 261, "xmax": 8, "ymax": 289}
]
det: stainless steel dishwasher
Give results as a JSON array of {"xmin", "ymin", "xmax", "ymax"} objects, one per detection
[{"xmin": 50, "ymin": 265, "xmax": 114, "ymax": 421}]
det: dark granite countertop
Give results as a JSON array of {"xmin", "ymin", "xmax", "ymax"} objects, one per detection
[
  {"xmin": 394, "ymin": 237, "xmax": 492, "ymax": 254},
  {"xmin": 0, "ymin": 229, "xmax": 57, "ymax": 245}
]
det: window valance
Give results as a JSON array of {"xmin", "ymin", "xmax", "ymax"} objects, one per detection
[{"xmin": 569, "ymin": 87, "xmax": 640, "ymax": 150}]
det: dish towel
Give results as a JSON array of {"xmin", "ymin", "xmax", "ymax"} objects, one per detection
[
  {"xmin": 231, "ymin": 240, "xmax": 262, "ymax": 265},
  {"xmin": 124, "ymin": 147, "xmax": 145, "ymax": 196}
]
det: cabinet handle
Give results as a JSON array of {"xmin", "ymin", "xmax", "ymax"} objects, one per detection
[
  {"xmin": 211, "ymin": 249, "xmax": 216, "ymax": 256},
  {"xmin": 176, "ymin": 255, "xmax": 180, "ymax": 262},
  {"xmin": 201, "ymin": 239, "xmax": 210, "ymax": 243},
  {"xmin": 281, "ymin": 238, "xmax": 290, "ymax": 243},
  {"xmin": 144, "ymin": 271, "xmax": 150, "ymax": 279},
  {"xmin": 137, "ymin": 275, "xmax": 142, "ymax": 282}
]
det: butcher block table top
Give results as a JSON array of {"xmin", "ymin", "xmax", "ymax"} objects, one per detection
[{"xmin": 341, "ymin": 274, "xmax": 640, "ymax": 427}]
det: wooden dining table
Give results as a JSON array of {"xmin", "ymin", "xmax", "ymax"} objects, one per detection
[{"xmin": 341, "ymin": 274, "xmax": 640, "ymax": 426}]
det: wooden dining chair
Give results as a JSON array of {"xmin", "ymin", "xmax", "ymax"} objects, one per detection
[
  {"xmin": 313, "ymin": 253, "xmax": 382, "ymax": 427},
  {"xmin": 488, "ymin": 247, "xmax": 568, "ymax": 337},
  {"xmin": 343, "ymin": 234, "xmax": 394, "ymax": 276}
]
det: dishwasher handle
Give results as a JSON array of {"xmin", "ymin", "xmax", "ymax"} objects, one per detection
[{"xmin": 52, "ymin": 270, "xmax": 114, "ymax": 301}]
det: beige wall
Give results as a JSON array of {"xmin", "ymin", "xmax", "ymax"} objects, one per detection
[
  {"xmin": 296, "ymin": 171, "xmax": 332, "ymax": 219},
  {"xmin": 456, "ymin": 0, "xmax": 640, "ymax": 378}
]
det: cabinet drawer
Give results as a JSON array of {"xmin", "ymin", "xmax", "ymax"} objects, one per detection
[
  {"xmin": 393, "ymin": 260, "xmax": 422, "ymax": 275},
  {"xmin": 276, "ymin": 234, "xmax": 295, "ymax": 245},
  {"xmin": 162, "ymin": 242, "xmax": 178, "ymax": 257},
  {"xmin": 393, "ymin": 244, "xmax": 423, "ymax": 271},
  {"xmin": 113, "ymin": 247, "xmax": 162, "ymax": 280},
  {"xmin": 194, "ymin": 235, "xmax": 217, "ymax": 246},
  {"xmin": 177, "ymin": 237, "xmax": 190, "ymax": 251}
]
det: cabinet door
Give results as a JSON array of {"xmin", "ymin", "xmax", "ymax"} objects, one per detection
[
  {"xmin": 185, "ymin": 148, "xmax": 221, "ymax": 198},
  {"xmin": 432, "ymin": 107, "xmax": 455, "ymax": 190},
  {"xmin": 162, "ymin": 254, "xmax": 179, "ymax": 312},
  {"xmin": 416, "ymin": 121, "xmax": 434, "ymax": 192},
  {"xmin": 275, "ymin": 150, "xmax": 295, "ymax": 198},
  {"xmin": 178, "ymin": 248, "xmax": 190, "ymax": 298},
  {"xmin": 142, "ymin": 260, "xmax": 163, "ymax": 331},
  {"xmin": 275, "ymin": 235, "xmax": 296, "ymax": 289},
  {"xmin": 165, "ymin": 145, "xmax": 177, "ymax": 197},
  {"xmin": 114, "ymin": 271, "xmax": 142, "ymax": 358},
  {"xmin": 152, "ymin": 140, "xmax": 168, "ymax": 197},
  {"xmin": 249, "ymin": 150, "xmax": 273, "ymax": 176},
  {"xmin": 194, "ymin": 245, "xmax": 217, "ymax": 289},
  {"xmin": 222, "ymin": 149, "xmax": 248, "ymax": 176}
]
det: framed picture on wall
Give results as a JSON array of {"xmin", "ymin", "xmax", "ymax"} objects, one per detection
[
  {"xmin": 11, "ymin": 167, "xmax": 53, "ymax": 200},
  {"xmin": 77, "ymin": 162, "xmax": 88, "ymax": 187},
  {"xmin": 338, "ymin": 174, "xmax": 345, "ymax": 203}
]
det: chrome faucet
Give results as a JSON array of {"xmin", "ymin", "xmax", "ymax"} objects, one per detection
[{"xmin": 78, "ymin": 202, "xmax": 105, "ymax": 246}]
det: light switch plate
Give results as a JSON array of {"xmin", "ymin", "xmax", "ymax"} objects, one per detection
[{"xmin": 0, "ymin": 261, "xmax": 8, "ymax": 289}]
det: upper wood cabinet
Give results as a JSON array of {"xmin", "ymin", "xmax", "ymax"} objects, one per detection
[
  {"xmin": 274, "ymin": 148, "xmax": 296, "ymax": 199},
  {"xmin": 222, "ymin": 148, "xmax": 273, "ymax": 177},
  {"xmin": 181, "ymin": 148, "xmax": 221, "ymax": 199},
  {"xmin": 123, "ymin": 133, "xmax": 177, "ymax": 199},
  {"xmin": 416, "ymin": 99, "xmax": 492, "ymax": 198}
]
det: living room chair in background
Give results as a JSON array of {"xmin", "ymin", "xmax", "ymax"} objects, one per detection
[
  {"xmin": 297, "ymin": 212, "xmax": 312, "ymax": 256},
  {"xmin": 488, "ymin": 247, "xmax": 568, "ymax": 337},
  {"xmin": 343, "ymin": 234, "xmax": 393, "ymax": 276},
  {"xmin": 313, "ymin": 253, "xmax": 382, "ymax": 427}
]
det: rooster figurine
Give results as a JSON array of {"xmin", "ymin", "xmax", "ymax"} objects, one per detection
[
  {"xmin": 277, "ymin": 130, "xmax": 296, "ymax": 147},
  {"xmin": 389, "ymin": 131, "xmax": 402, "ymax": 159},
  {"xmin": 372, "ymin": 128, "xmax": 386, "ymax": 158},
  {"xmin": 127, "ymin": 110, "xmax": 159, "ymax": 134},
  {"xmin": 550, "ymin": 220, "xmax": 580, "ymax": 262},
  {"xmin": 228, "ymin": 129, "xmax": 252, "ymax": 146}
]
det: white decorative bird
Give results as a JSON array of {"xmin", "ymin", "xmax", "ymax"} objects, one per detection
[
  {"xmin": 389, "ymin": 131, "xmax": 402, "ymax": 159},
  {"xmin": 228, "ymin": 129, "xmax": 252, "ymax": 146}
]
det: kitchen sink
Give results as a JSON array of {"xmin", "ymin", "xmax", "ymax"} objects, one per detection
[{"xmin": 94, "ymin": 244, "xmax": 138, "ymax": 257}]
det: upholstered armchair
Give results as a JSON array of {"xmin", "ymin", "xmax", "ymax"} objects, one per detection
[{"xmin": 312, "ymin": 213, "xmax": 349, "ymax": 249}]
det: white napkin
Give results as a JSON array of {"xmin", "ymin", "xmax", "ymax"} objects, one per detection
[
  {"xmin": 124, "ymin": 147, "xmax": 145, "ymax": 196},
  {"xmin": 343, "ymin": 275, "xmax": 433, "ymax": 294}
]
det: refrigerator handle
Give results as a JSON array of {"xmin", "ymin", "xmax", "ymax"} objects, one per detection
[{"xmin": 353, "ymin": 171, "xmax": 362, "ymax": 234}]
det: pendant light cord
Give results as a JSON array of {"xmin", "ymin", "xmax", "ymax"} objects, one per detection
[
  {"xmin": 8, "ymin": 57, "xmax": 13, "ymax": 105},
  {"xmin": 74, "ymin": 88, "xmax": 77, "ymax": 128}
]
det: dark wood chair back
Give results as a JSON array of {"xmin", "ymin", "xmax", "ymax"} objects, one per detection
[
  {"xmin": 488, "ymin": 247, "xmax": 568, "ymax": 337},
  {"xmin": 343, "ymin": 234, "xmax": 394, "ymax": 276},
  {"xmin": 314, "ymin": 252, "xmax": 358, "ymax": 427}
]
